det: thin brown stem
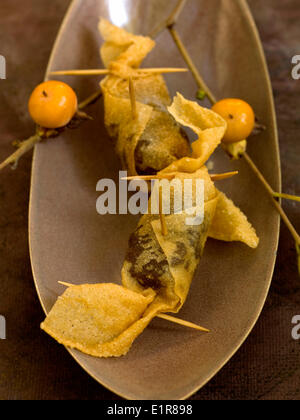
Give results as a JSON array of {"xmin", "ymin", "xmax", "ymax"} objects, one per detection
[
  {"xmin": 296, "ymin": 243, "xmax": 300, "ymax": 275},
  {"xmin": 243, "ymin": 152, "xmax": 274, "ymax": 196},
  {"xmin": 0, "ymin": 90, "xmax": 101, "ymax": 172},
  {"xmin": 0, "ymin": 134, "xmax": 41, "ymax": 171},
  {"xmin": 164, "ymin": 17, "xmax": 300, "ymax": 257},
  {"xmin": 167, "ymin": 0, "xmax": 188, "ymax": 27},
  {"xmin": 78, "ymin": 90, "xmax": 102, "ymax": 110},
  {"xmin": 149, "ymin": 0, "xmax": 188, "ymax": 39},
  {"xmin": 243, "ymin": 152, "xmax": 300, "ymax": 245},
  {"xmin": 168, "ymin": 26, "xmax": 216, "ymax": 105}
]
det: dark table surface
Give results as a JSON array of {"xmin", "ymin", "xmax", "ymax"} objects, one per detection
[{"xmin": 0, "ymin": 0, "xmax": 299, "ymax": 401}]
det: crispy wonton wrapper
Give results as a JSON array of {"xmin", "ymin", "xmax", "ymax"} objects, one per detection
[
  {"xmin": 99, "ymin": 19, "xmax": 190, "ymax": 175},
  {"xmin": 122, "ymin": 167, "xmax": 219, "ymax": 314},
  {"xmin": 208, "ymin": 191, "xmax": 259, "ymax": 248},
  {"xmin": 159, "ymin": 93, "xmax": 227, "ymax": 174},
  {"xmin": 41, "ymin": 94, "xmax": 258, "ymax": 358},
  {"xmin": 159, "ymin": 94, "xmax": 259, "ymax": 248},
  {"xmin": 42, "ymin": 169, "xmax": 219, "ymax": 358},
  {"xmin": 41, "ymin": 284, "xmax": 157, "ymax": 358}
]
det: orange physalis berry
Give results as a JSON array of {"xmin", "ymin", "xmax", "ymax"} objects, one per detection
[
  {"xmin": 28, "ymin": 80, "xmax": 78, "ymax": 129},
  {"xmin": 212, "ymin": 98, "xmax": 255, "ymax": 144}
]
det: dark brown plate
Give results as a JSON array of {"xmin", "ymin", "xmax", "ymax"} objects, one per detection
[{"xmin": 29, "ymin": 0, "xmax": 281, "ymax": 400}]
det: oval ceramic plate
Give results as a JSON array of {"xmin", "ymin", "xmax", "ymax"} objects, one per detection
[{"xmin": 29, "ymin": 0, "xmax": 281, "ymax": 400}]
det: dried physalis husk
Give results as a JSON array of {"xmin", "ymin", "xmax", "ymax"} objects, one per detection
[{"xmin": 222, "ymin": 140, "xmax": 247, "ymax": 160}]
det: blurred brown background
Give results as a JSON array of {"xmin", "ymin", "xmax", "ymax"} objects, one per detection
[{"xmin": 0, "ymin": 0, "xmax": 299, "ymax": 400}]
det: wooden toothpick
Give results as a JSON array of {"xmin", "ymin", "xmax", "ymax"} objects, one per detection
[
  {"xmin": 210, "ymin": 171, "xmax": 239, "ymax": 181},
  {"xmin": 50, "ymin": 69, "xmax": 110, "ymax": 76},
  {"xmin": 159, "ymin": 186, "xmax": 168, "ymax": 236},
  {"xmin": 50, "ymin": 68, "xmax": 188, "ymax": 77},
  {"xmin": 138, "ymin": 68, "xmax": 188, "ymax": 74},
  {"xmin": 121, "ymin": 171, "xmax": 238, "ymax": 182},
  {"xmin": 272, "ymin": 192, "xmax": 300, "ymax": 203},
  {"xmin": 157, "ymin": 314, "xmax": 210, "ymax": 333},
  {"xmin": 129, "ymin": 77, "xmax": 138, "ymax": 120},
  {"xmin": 57, "ymin": 282, "xmax": 209, "ymax": 332},
  {"xmin": 121, "ymin": 173, "xmax": 176, "ymax": 182},
  {"xmin": 58, "ymin": 281, "xmax": 74, "ymax": 287}
]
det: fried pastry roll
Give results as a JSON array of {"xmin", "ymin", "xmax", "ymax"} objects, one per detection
[
  {"xmin": 99, "ymin": 19, "xmax": 190, "ymax": 175},
  {"xmin": 41, "ymin": 96, "xmax": 259, "ymax": 358}
]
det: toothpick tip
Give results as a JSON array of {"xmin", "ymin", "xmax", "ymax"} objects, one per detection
[
  {"xmin": 157, "ymin": 314, "xmax": 210, "ymax": 332},
  {"xmin": 58, "ymin": 281, "xmax": 74, "ymax": 287}
]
